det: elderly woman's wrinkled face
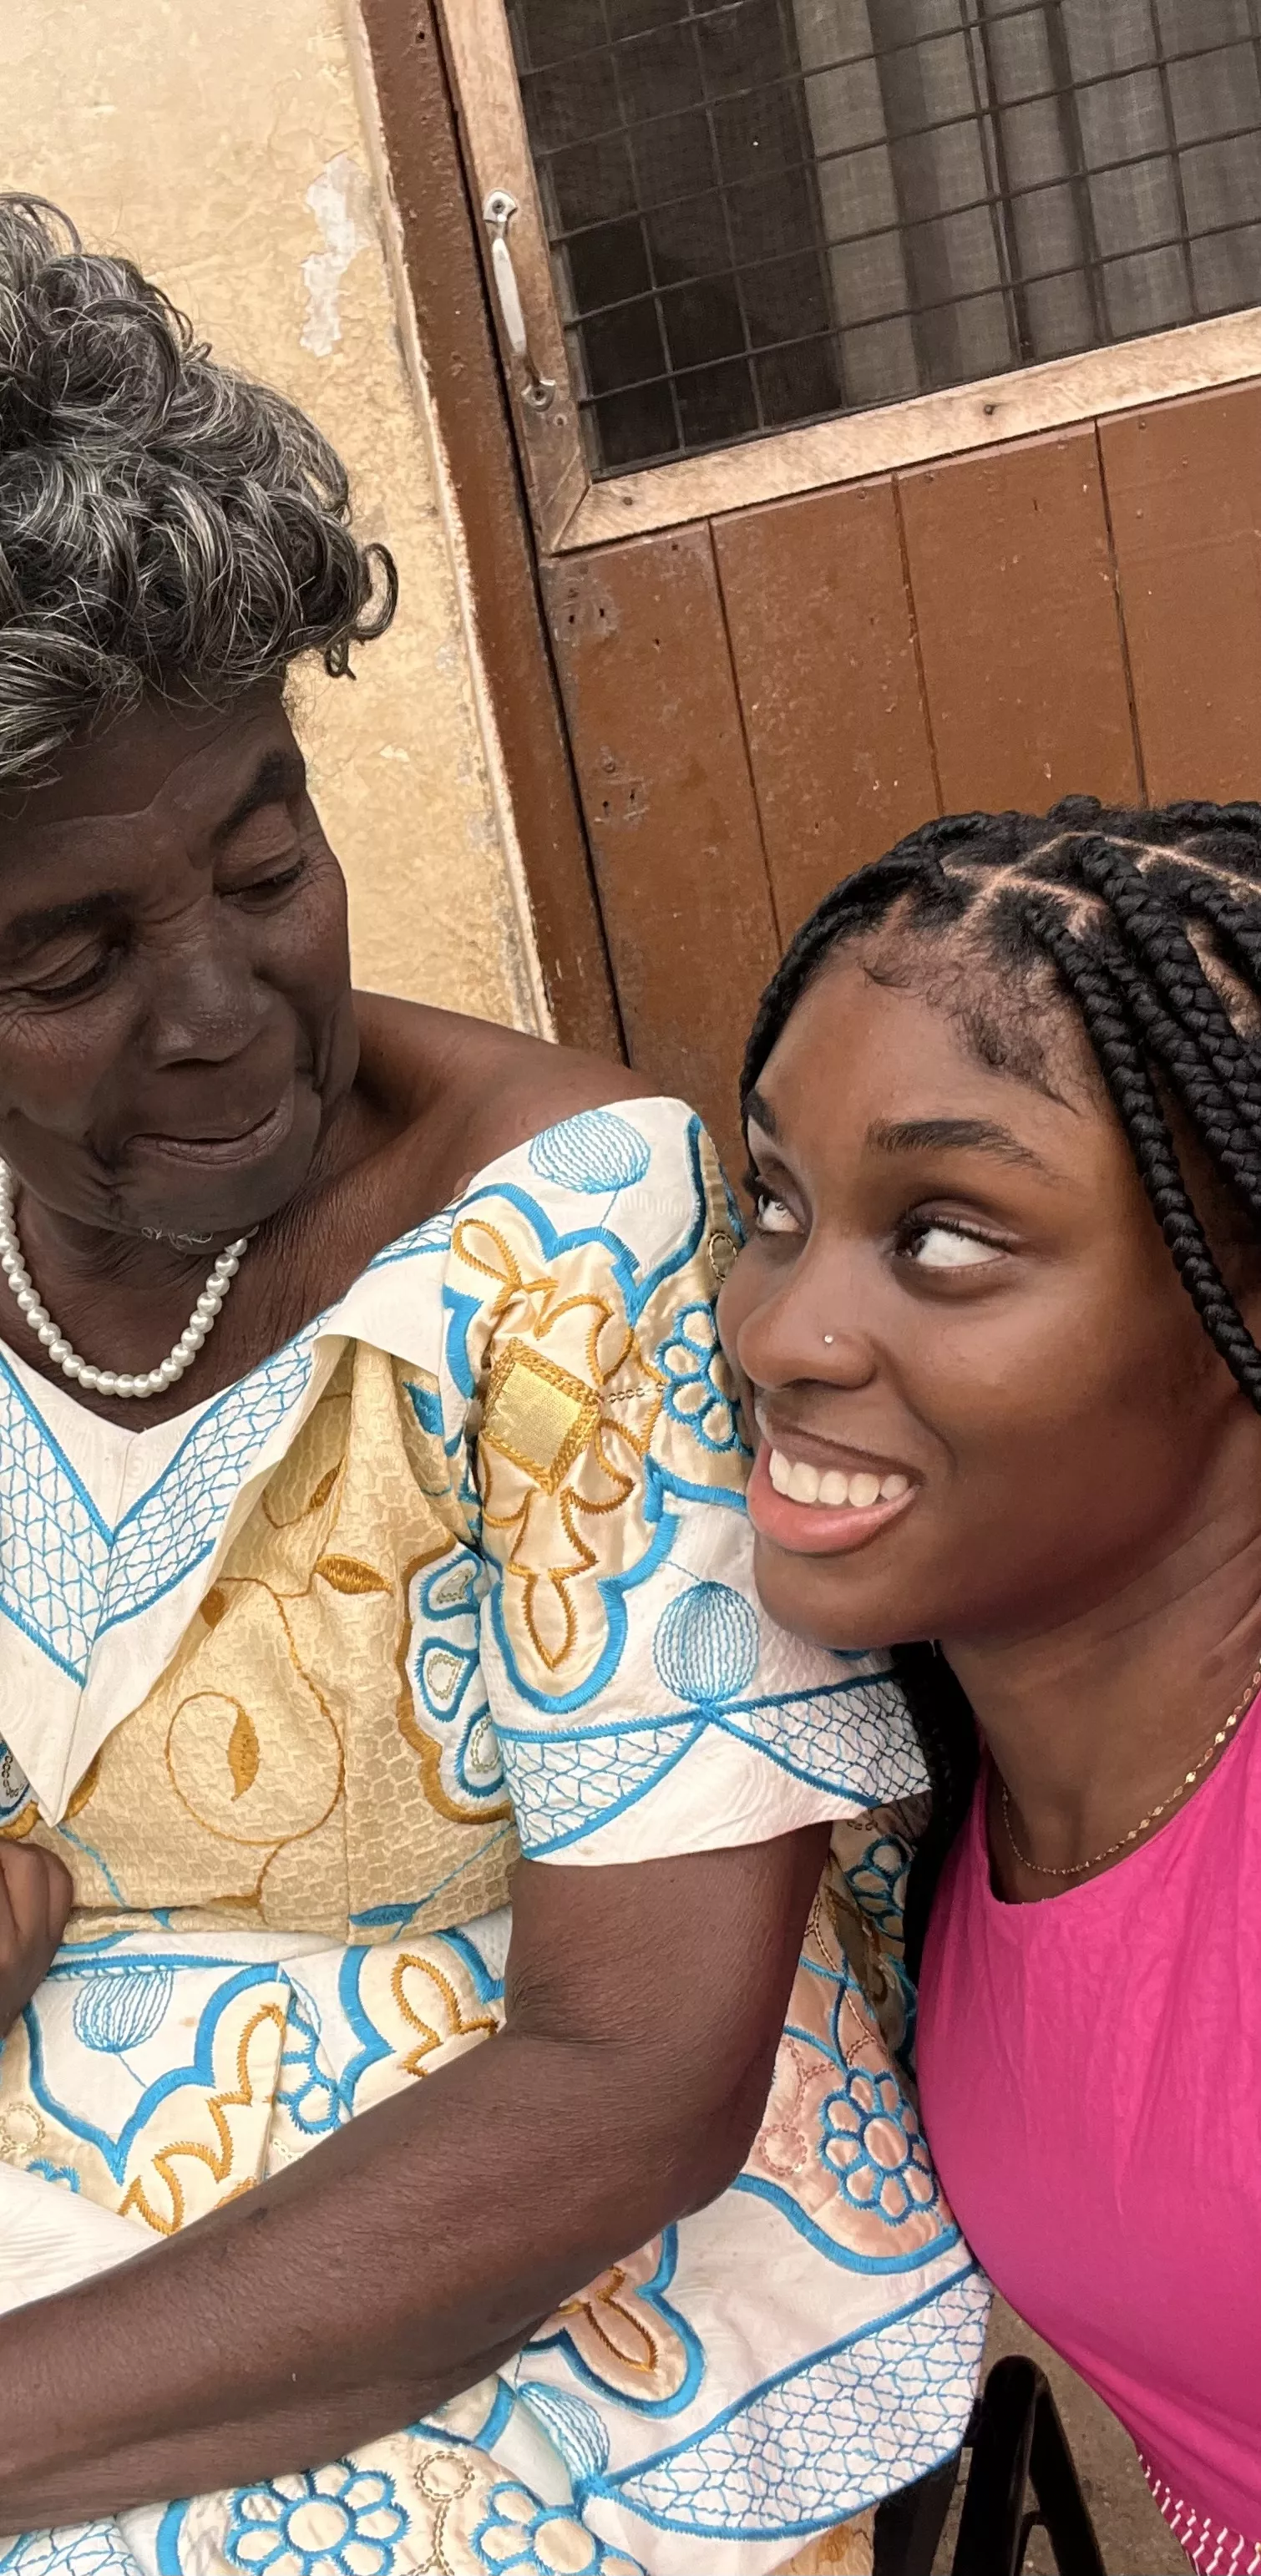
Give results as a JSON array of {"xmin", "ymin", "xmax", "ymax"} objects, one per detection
[{"xmin": 0, "ymin": 686, "xmax": 357, "ymax": 1242}]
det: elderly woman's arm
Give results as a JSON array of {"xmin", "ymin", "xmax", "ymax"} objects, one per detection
[{"xmin": 0, "ymin": 1827, "xmax": 827, "ymax": 2524}]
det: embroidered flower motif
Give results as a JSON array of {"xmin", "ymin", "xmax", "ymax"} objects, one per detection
[
  {"xmin": 224, "ymin": 2465, "xmax": 408, "ymax": 2576},
  {"xmin": 656, "ymin": 1303, "xmax": 746, "ymax": 1455},
  {"xmin": 528, "ymin": 1111, "xmax": 652, "ymax": 1197},
  {"xmin": 843, "ymin": 1835, "xmax": 912, "ymax": 1939},
  {"xmin": 653, "ymin": 1582, "xmax": 758, "ymax": 1707},
  {"xmin": 467, "ymin": 1223, "xmax": 666, "ymax": 1687},
  {"xmin": 276, "ymin": 1991, "xmax": 345, "ymax": 2137},
  {"xmin": 401, "ymin": 1549, "xmax": 507, "ymax": 1819},
  {"xmin": 822, "ymin": 2068, "xmax": 938, "ymax": 2225},
  {"xmin": 473, "ymin": 2484, "xmax": 642, "ymax": 2574},
  {"xmin": 71, "ymin": 1965, "xmax": 175, "ymax": 2055},
  {"xmin": 539, "ymin": 2233, "xmax": 701, "ymax": 2412}
]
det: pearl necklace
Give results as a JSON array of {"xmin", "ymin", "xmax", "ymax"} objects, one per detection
[{"xmin": 0, "ymin": 1161, "xmax": 251, "ymax": 1400}]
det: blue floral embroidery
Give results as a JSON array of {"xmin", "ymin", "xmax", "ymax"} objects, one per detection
[
  {"xmin": 224, "ymin": 2465, "xmax": 408, "ymax": 2576},
  {"xmin": 26, "ymin": 2158, "xmax": 81, "ymax": 2192},
  {"xmin": 276, "ymin": 1990, "xmax": 346, "ymax": 2138},
  {"xmin": 71, "ymin": 1965, "xmax": 175, "ymax": 2055},
  {"xmin": 528, "ymin": 1111, "xmax": 652, "ymax": 1196},
  {"xmin": 406, "ymin": 1551, "xmax": 505, "ymax": 1813},
  {"xmin": 652, "ymin": 1582, "xmax": 759, "ymax": 1706},
  {"xmin": 514, "ymin": 2381, "xmax": 610, "ymax": 2481},
  {"xmin": 822, "ymin": 2069, "xmax": 938, "ymax": 2227},
  {"xmin": 656, "ymin": 1303, "xmax": 747, "ymax": 1455},
  {"xmin": 473, "ymin": 2485, "xmax": 642, "ymax": 2574},
  {"xmin": 843, "ymin": 1835, "xmax": 912, "ymax": 1940}
]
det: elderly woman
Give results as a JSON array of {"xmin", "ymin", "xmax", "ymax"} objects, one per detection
[{"xmin": 0, "ymin": 200, "xmax": 983, "ymax": 2576}]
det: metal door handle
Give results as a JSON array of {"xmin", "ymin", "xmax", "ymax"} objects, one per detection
[{"xmin": 483, "ymin": 190, "xmax": 556, "ymax": 412}]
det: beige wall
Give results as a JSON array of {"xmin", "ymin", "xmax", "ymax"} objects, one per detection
[{"xmin": 0, "ymin": 0, "xmax": 546, "ymax": 1033}]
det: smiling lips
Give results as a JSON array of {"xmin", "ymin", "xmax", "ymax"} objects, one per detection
[
  {"xmin": 130, "ymin": 1093, "xmax": 293, "ymax": 1166},
  {"xmin": 747, "ymin": 1399, "xmax": 919, "ymax": 1554}
]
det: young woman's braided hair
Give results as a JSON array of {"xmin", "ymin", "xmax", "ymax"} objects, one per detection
[{"xmin": 740, "ymin": 792, "xmax": 1261, "ymax": 1968}]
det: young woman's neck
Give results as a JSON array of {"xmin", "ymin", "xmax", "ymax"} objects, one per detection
[{"xmin": 942, "ymin": 1485, "xmax": 1261, "ymax": 1862}]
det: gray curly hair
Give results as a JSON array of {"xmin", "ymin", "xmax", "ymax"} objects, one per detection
[{"xmin": 0, "ymin": 195, "xmax": 398, "ymax": 784}]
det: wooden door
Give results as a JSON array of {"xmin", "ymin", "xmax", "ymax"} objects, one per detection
[{"xmin": 368, "ymin": 0, "xmax": 1261, "ymax": 1177}]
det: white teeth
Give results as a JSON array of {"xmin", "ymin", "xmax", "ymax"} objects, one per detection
[{"xmin": 767, "ymin": 1446, "xmax": 915, "ymax": 1511}]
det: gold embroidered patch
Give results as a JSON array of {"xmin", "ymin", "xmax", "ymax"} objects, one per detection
[{"xmin": 480, "ymin": 1339, "xmax": 601, "ymax": 1495}]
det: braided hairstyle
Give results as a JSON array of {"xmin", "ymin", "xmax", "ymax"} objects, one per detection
[{"xmin": 741, "ymin": 794, "xmax": 1261, "ymax": 1969}]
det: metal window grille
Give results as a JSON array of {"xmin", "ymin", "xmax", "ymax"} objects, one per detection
[{"xmin": 508, "ymin": 0, "xmax": 1261, "ymax": 475}]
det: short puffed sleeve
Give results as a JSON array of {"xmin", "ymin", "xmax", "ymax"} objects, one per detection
[{"xmin": 438, "ymin": 1099, "xmax": 924, "ymax": 1863}]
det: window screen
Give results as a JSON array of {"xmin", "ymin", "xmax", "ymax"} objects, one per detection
[{"xmin": 508, "ymin": 0, "xmax": 1261, "ymax": 475}]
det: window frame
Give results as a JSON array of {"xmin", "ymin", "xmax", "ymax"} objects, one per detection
[{"xmin": 440, "ymin": 0, "xmax": 1261, "ymax": 554}]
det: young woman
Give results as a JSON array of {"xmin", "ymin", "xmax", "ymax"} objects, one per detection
[{"xmin": 720, "ymin": 796, "xmax": 1261, "ymax": 2574}]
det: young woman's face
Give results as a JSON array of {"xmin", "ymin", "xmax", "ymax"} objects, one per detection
[{"xmin": 718, "ymin": 943, "xmax": 1261, "ymax": 1654}]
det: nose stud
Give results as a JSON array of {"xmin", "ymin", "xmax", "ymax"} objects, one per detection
[{"xmin": 823, "ymin": 1333, "xmax": 835, "ymax": 1346}]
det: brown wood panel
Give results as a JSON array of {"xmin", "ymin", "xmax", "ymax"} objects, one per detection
[
  {"xmin": 897, "ymin": 428, "xmax": 1140, "ymax": 816},
  {"xmin": 1101, "ymin": 381, "xmax": 1261, "ymax": 806},
  {"xmin": 714, "ymin": 479, "xmax": 939, "ymax": 940},
  {"xmin": 357, "ymin": 0, "xmax": 622, "ymax": 1059},
  {"xmin": 542, "ymin": 527, "xmax": 778, "ymax": 1172}
]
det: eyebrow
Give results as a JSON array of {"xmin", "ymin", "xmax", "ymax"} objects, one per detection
[
  {"xmin": 866, "ymin": 1115, "xmax": 1054, "ymax": 1172},
  {"xmin": 211, "ymin": 746, "xmax": 306, "ymax": 845},
  {"xmin": 744, "ymin": 1087, "xmax": 778, "ymax": 1140},
  {"xmin": 0, "ymin": 891, "xmax": 127, "ymax": 959}
]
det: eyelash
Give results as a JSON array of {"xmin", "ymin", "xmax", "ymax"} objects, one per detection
[
  {"xmin": 894, "ymin": 1213, "xmax": 1006, "ymax": 1267},
  {"xmin": 747, "ymin": 1175, "xmax": 795, "ymax": 1228},
  {"xmin": 748, "ymin": 1173, "xmax": 1006, "ymax": 1263},
  {"xmin": 15, "ymin": 858, "xmax": 307, "ymax": 1007},
  {"xmin": 230, "ymin": 858, "xmax": 306, "ymax": 906},
  {"xmin": 27, "ymin": 951, "xmax": 118, "ymax": 1006}
]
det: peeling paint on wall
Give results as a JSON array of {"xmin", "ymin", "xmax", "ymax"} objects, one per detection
[{"xmin": 301, "ymin": 150, "xmax": 373, "ymax": 357}]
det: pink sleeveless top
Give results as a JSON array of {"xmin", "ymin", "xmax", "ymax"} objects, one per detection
[{"xmin": 918, "ymin": 1701, "xmax": 1261, "ymax": 2574}]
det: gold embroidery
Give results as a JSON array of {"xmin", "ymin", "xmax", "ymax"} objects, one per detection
[
  {"xmin": 389, "ymin": 1954, "xmax": 499, "ymax": 2078},
  {"xmin": 261, "ymin": 1459, "xmax": 344, "ymax": 1530},
  {"xmin": 413, "ymin": 2452, "xmax": 479, "ymax": 2576},
  {"xmin": 707, "ymin": 1227, "xmax": 739, "ymax": 1284},
  {"xmin": 395, "ymin": 1548, "xmax": 513, "ymax": 1829},
  {"xmin": 555, "ymin": 2265, "xmax": 661, "ymax": 2376},
  {"xmin": 119, "ymin": 2000, "xmax": 286, "ymax": 2234},
  {"xmin": 226, "ymin": 1710, "xmax": 261, "ymax": 1800},
  {"xmin": 480, "ymin": 1339, "xmax": 601, "ymax": 1496},
  {"xmin": 549, "ymin": 2239, "xmax": 693, "ymax": 2404},
  {"xmin": 314, "ymin": 1554, "xmax": 392, "ymax": 1594}
]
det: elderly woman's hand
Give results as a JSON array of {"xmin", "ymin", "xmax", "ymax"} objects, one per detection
[{"xmin": 0, "ymin": 1843, "xmax": 72, "ymax": 2037}]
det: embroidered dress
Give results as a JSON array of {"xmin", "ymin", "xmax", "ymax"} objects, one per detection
[{"xmin": 0, "ymin": 1101, "xmax": 985, "ymax": 2576}]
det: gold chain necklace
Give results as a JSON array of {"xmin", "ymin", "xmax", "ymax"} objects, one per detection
[{"xmin": 1000, "ymin": 1651, "xmax": 1261, "ymax": 1880}]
